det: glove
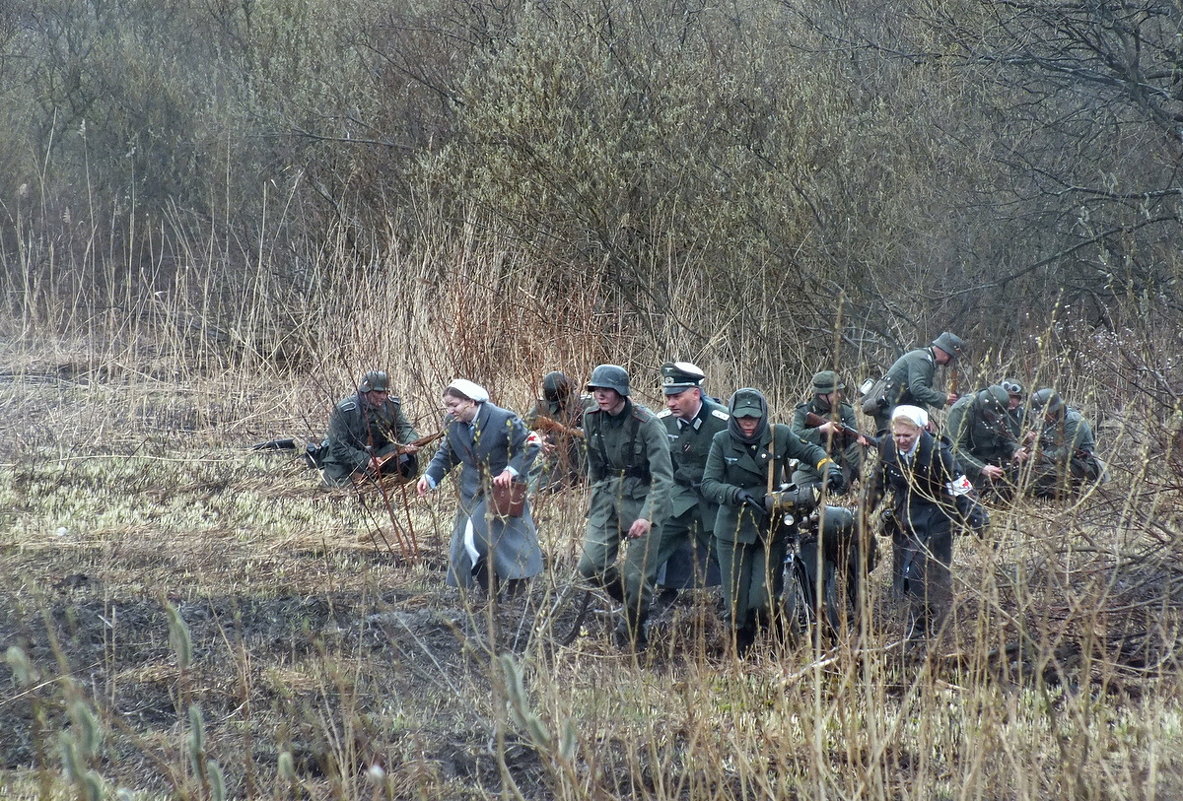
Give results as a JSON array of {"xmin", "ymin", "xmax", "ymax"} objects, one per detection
[
  {"xmin": 825, "ymin": 467, "xmax": 846, "ymax": 495},
  {"xmin": 735, "ymin": 490, "xmax": 766, "ymax": 516}
]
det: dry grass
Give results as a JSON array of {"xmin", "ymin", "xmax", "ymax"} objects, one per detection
[{"xmin": 1, "ymin": 324, "xmax": 1182, "ymax": 801}]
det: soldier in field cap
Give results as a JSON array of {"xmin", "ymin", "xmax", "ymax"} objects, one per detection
[
  {"xmin": 865, "ymin": 332, "xmax": 967, "ymax": 435},
  {"xmin": 651, "ymin": 361, "xmax": 730, "ymax": 612},
  {"xmin": 791, "ymin": 370, "xmax": 865, "ymax": 491}
]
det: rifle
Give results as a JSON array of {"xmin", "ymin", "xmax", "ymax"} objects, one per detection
[
  {"xmin": 367, "ymin": 430, "xmax": 445, "ymax": 471},
  {"xmin": 803, "ymin": 411, "xmax": 880, "ymax": 448},
  {"xmin": 532, "ymin": 415, "xmax": 586, "ymax": 440}
]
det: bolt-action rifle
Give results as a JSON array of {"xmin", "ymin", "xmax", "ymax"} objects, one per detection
[
  {"xmin": 531, "ymin": 415, "xmax": 586, "ymax": 440},
  {"xmin": 803, "ymin": 411, "xmax": 880, "ymax": 448},
  {"xmin": 369, "ymin": 430, "xmax": 445, "ymax": 470}
]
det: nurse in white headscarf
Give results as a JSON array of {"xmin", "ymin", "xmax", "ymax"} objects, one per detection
[{"xmin": 417, "ymin": 380, "xmax": 543, "ymax": 595}]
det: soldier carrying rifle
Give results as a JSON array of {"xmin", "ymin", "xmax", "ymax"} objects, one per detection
[
  {"xmin": 523, "ymin": 371, "xmax": 588, "ymax": 492},
  {"xmin": 321, "ymin": 370, "xmax": 422, "ymax": 486},
  {"xmin": 791, "ymin": 370, "xmax": 874, "ymax": 492}
]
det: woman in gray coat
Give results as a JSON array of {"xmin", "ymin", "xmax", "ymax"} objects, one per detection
[{"xmin": 417, "ymin": 380, "xmax": 543, "ymax": 595}]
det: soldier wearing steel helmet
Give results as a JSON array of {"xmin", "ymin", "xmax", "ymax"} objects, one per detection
[
  {"xmin": 523, "ymin": 371, "xmax": 588, "ymax": 492},
  {"xmin": 1000, "ymin": 378, "xmax": 1028, "ymax": 438},
  {"xmin": 577, "ymin": 364, "xmax": 674, "ymax": 651},
  {"xmin": 1025, "ymin": 388, "xmax": 1106, "ymax": 498},
  {"xmin": 321, "ymin": 370, "xmax": 421, "ymax": 486},
  {"xmin": 946, "ymin": 385, "xmax": 1030, "ymax": 497},
  {"xmin": 866, "ymin": 332, "xmax": 967, "ymax": 436},
  {"xmin": 652, "ymin": 361, "xmax": 728, "ymax": 604},
  {"xmin": 791, "ymin": 370, "xmax": 865, "ymax": 490}
]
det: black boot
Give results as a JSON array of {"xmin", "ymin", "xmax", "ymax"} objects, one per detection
[{"xmin": 614, "ymin": 613, "xmax": 649, "ymax": 652}]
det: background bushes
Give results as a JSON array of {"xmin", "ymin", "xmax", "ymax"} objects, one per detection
[{"xmin": 0, "ymin": 0, "xmax": 1180, "ymax": 398}]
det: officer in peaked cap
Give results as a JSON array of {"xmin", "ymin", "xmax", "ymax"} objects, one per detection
[{"xmin": 651, "ymin": 361, "xmax": 729, "ymax": 610}]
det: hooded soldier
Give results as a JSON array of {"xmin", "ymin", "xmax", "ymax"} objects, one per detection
[{"xmin": 701, "ymin": 388, "xmax": 845, "ymax": 653}]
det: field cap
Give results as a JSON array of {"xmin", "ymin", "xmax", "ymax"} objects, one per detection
[
  {"xmin": 730, "ymin": 388, "xmax": 765, "ymax": 419},
  {"xmin": 811, "ymin": 370, "xmax": 845, "ymax": 394},
  {"xmin": 932, "ymin": 332, "xmax": 967, "ymax": 360}
]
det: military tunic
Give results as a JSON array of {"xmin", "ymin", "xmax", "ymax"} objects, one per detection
[
  {"xmin": 653, "ymin": 399, "xmax": 730, "ymax": 589},
  {"xmin": 322, "ymin": 394, "xmax": 420, "ymax": 486},
  {"xmin": 871, "ymin": 348, "xmax": 947, "ymax": 434},
  {"xmin": 577, "ymin": 400, "xmax": 674, "ymax": 629},
  {"xmin": 1029, "ymin": 407, "xmax": 1103, "ymax": 497},
  {"xmin": 790, "ymin": 398, "xmax": 863, "ymax": 488},
  {"xmin": 946, "ymin": 393, "xmax": 1020, "ymax": 489},
  {"xmin": 701, "ymin": 425, "xmax": 830, "ymax": 634}
]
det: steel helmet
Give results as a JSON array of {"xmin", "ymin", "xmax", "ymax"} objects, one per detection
[
  {"xmin": 978, "ymin": 385, "xmax": 1010, "ymax": 413},
  {"xmin": 1030, "ymin": 388, "xmax": 1065, "ymax": 416},
  {"xmin": 542, "ymin": 371, "xmax": 573, "ymax": 402},
  {"xmin": 358, "ymin": 370, "xmax": 390, "ymax": 393},
  {"xmin": 586, "ymin": 364, "xmax": 630, "ymax": 396}
]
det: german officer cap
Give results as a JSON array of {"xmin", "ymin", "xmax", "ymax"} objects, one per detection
[{"xmin": 660, "ymin": 361, "xmax": 706, "ymax": 395}]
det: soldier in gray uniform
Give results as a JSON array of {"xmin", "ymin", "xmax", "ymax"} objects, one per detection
[
  {"xmin": 866, "ymin": 332, "xmax": 967, "ymax": 435},
  {"xmin": 701, "ymin": 388, "xmax": 846, "ymax": 653},
  {"xmin": 321, "ymin": 370, "xmax": 421, "ymax": 486},
  {"xmin": 1001, "ymin": 378, "xmax": 1027, "ymax": 437},
  {"xmin": 523, "ymin": 371, "xmax": 588, "ymax": 492},
  {"xmin": 1026, "ymin": 388, "xmax": 1106, "ymax": 498},
  {"xmin": 652, "ymin": 362, "xmax": 729, "ymax": 605},
  {"xmin": 791, "ymin": 370, "xmax": 866, "ymax": 491},
  {"xmin": 577, "ymin": 364, "xmax": 674, "ymax": 650},
  {"xmin": 946, "ymin": 385, "xmax": 1029, "ymax": 497}
]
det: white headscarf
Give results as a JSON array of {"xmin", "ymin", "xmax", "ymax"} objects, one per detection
[
  {"xmin": 446, "ymin": 379, "xmax": 489, "ymax": 403},
  {"xmin": 891, "ymin": 405, "xmax": 929, "ymax": 429}
]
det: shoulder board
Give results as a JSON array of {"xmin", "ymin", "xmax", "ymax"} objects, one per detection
[
  {"xmin": 632, "ymin": 405, "xmax": 657, "ymax": 422},
  {"xmin": 585, "ymin": 406, "xmax": 603, "ymax": 415},
  {"xmin": 386, "ymin": 396, "xmax": 401, "ymax": 405},
  {"xmin": 710, "ymin": 408, "xmax": 730, "ymax": 421},
  {"xmin": 656, "ymin": 409, "xmax": 673, "ymax": 418},
  {"xmin": 838, "ymin": 401, "xmax": 855, "ymax": 412},
  {"xmin": 337, "ymin": 398, "xmax": 359, "ymax": 412},
  {"xmin": 794, "ymin": 401, "xmax": 808, "ymax": 410}
]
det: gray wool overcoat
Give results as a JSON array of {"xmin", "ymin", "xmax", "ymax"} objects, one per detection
[{"xmin": 424, "ymin": 402, "xmax": 543, "ymax": 587}]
